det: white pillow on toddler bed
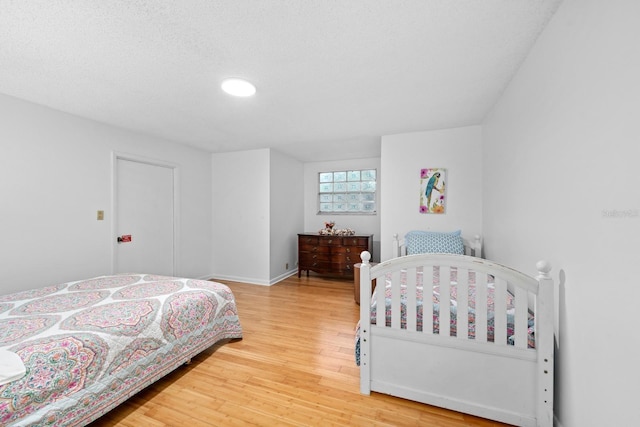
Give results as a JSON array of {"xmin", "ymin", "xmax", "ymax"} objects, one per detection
[{"xmin": 405, "ymin": 230, "xmax": 464, "ymax": 255}]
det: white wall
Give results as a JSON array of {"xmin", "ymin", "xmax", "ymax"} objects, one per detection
[
  {"xmin": 304, "ymin": 157, "xmax": 382, "ymax": 261},
  {"xmin": 483, "ymin": 0, "xmax": 640, "ymax": 425},
  {"xmin": 380, "ymin": 126, "xmax": 483, "ymax": 261},
  {"xmin": 0, "ymin": 94, "xmax": 213, "ymax": 294},
  {"xmin": 212, "ymin": 149, "xmax": 270, "ymax": 284},
  {"xmin": 270, "ymin": 149, "xmax": 304, "ymax": 281},
  {"xmin": 212, "ymin": 148, "xmax": 304, "ymax": 285}
]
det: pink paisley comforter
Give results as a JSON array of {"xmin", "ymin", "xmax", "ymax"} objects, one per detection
[{"xmin": 0, "ymin": 274, "xmax": 243, "ymax": 426}]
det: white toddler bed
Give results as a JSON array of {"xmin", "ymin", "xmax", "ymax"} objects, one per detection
[{"xmin": 356, "ymin": 241, "xmax": 554, "ymax": 426}]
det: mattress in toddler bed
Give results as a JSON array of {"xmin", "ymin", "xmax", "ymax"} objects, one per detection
[
  {"xmin": 0, "ymin": 274, "xmax": 243, "ymax": 426},
  {"xmin": 355, "ymin": 267, "xmax": 534, "ymax": 365}
]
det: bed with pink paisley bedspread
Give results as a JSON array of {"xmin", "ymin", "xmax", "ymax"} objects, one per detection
[{"xmin": 0, "ymin": 274, "xmax": 243, "ymax": 427}]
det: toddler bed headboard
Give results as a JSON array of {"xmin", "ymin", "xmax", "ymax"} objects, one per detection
[{"xmin": 392, "ymin": 230, "xmax": 482, "ymax": 258}]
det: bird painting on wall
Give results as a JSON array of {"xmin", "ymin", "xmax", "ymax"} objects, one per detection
[
  {"xmin": 425, "ymin": 171, "xmax": 441, "ymax": 207},
  {"xmin": 420, "ymin": 168, "xmax": 446, "ymax": 214}
]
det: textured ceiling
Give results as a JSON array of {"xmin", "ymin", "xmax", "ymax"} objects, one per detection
[{"xmin": 0, "ymin": 0, "xmax": 562, "ymax": 161}]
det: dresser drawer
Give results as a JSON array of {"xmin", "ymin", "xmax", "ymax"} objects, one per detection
[
  {"xmin": 344, "ymin": 253, "xmax": 359, "ymax": 265},
  {"xmin": 331, "ymin": 250, "xmax": 358, "ymax": 265},
  {"xmin": 299, "ymin": 252, "xmax": 330, "ymax": 264},
  {"xmin": 318, "ymin": 237, "xmax": 343, "ymax": 246},
  {"xmin": 299, "ymin": 243, "xmax": 331, "ymax": 253},
  {"xmin": 332, "ymin": 246, "xmax": 366, "ymax": 255},
  {"xmin": 303, "ymin": 260, "xmax": 331, "ymax": 270},
  {"xmin": 299, "ymin": 235, "xmax": 319, "ymax": 244},
  {"xmin": 342, "ymin": 237, "xmax": 370, "ymax": 246}
]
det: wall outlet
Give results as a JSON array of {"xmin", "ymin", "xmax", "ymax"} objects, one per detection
[
  {"xmin": 285, "ymin": 263, "xmax": 289, "ymax": 270},
  {"xmin": 97, "ymin": 210, "xmax": 104, "ymax": 220}
]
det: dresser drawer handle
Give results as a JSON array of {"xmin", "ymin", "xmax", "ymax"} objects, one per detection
[
  {"xmin": 327, "ymin": 239, "xmax": 332, "ymax": 244},
  {"xmin": 346, "ymin": 248, "xmax": 351, "ymax": 253}
]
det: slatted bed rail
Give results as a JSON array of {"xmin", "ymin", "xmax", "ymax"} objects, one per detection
[{"xmin": 358, "ymin": 251, "xmax": 554, "ymax": 427}]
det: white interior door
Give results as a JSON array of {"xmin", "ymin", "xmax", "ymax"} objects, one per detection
[{"xmin": 115, "ymin": 158, "xmax": 175, "ymax": 275}]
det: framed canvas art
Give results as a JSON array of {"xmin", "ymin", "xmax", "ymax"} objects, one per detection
[{"xmin": 419, "ymin": 168, "xmax": 446, "ymax": 214}]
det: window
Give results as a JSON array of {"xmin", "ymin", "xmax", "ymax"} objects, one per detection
[{"xmin": 318, "ymin": 169, "xmax": 376, "ymax": 214}]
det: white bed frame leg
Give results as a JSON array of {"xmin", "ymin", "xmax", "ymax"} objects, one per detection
[
  {"xmin": 392, "ymin": 234, "xmax": 401, "ymax": 258},
  {"xmin": 359, "ymin": 251, "xmax": 372, "ymax": 395},
  {"xmin": 472, "ymin": 235, "xmax": 482, "ymax": 258},
  {"xmin": 535, "ymin": 260, "xmax": 554, "ymax": 427}
]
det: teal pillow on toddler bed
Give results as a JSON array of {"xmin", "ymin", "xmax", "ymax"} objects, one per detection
[{"xmin": 405, "ymin": 230, "xmax": 464, "ymax": 255}]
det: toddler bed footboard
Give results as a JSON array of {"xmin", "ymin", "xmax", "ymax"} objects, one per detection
[{"xmin": 357, "ymin": 251, "xmax": 554, "ymax": 427}]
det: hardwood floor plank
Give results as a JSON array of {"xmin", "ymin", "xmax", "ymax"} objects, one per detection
[{"xmin": 89, "ymin": 274, "xmax": 509, "ymax": 426}]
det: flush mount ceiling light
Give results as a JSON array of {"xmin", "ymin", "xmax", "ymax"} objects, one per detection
[{"xmin": 221, "ymin": 78, "xmax": 256, "ymax": 97}]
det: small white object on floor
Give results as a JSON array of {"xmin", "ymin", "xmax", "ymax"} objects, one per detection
[{"xmin": 0, "ymin": 349, "xmax": 26, "ymax": 385}]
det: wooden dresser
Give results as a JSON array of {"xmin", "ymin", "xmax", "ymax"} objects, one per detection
[{"xmin": 298, "ymin": 233, "xmax": 373, "ymax": 278}]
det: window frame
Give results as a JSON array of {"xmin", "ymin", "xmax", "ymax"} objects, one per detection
[{"xmin": 317, "ymin": 168, "xmax": 377, "ymax": 215}]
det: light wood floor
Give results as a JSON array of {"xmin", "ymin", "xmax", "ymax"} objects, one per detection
[{"xmin": 90, "ymin": 274, "xmax": 509, "ymax": 427}]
